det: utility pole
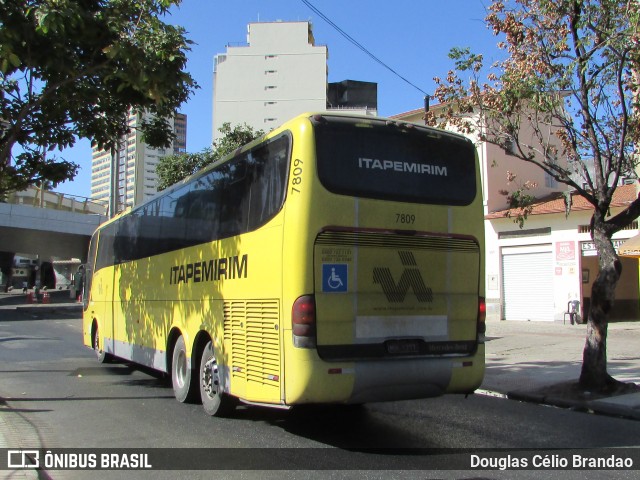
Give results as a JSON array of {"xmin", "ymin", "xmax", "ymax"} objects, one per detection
[
  {"xmin": 109, "ymin": 140, "xmax": 120, "ymax": 218},
  {"xmin": 424, "ymin": 95, "xmax": 430, "ymax": 125}
]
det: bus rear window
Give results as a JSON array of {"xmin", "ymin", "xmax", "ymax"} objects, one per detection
[{"xmin": 314, "ymin": 118, "xmax": 477, "ymax": 206}]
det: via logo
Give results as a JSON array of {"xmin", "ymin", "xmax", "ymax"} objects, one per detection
[{"xmin": 373, "ymin": 251, "xmax": 433, "ymax": 303}]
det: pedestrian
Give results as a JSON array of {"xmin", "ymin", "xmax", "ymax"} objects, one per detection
[{"xmin": 74, "ymin": 266, "xmax": 85, "ymax": 302}]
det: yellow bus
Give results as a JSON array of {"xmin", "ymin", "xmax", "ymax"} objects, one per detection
[{"xmin": 83, "ymin": 112, "xmax": 485, "ymax": 416}]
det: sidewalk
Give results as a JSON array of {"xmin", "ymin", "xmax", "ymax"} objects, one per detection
[
  {"xmin": 1, "ymin": 291, "xmax": 639, "ymax": 419},
  {"xmin": 0, "ymin": 288, "xmax": 83, "ymax": 315},
  {"xmin": 482, "ymin": 319, "xmax": 640, "ymax": 420}
]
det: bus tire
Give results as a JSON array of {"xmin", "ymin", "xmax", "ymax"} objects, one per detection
[
  {"xmin": 93, "ymin": 324, "xmax": 111, "ymax": 364},
  {"xmin": 171, "ymin": 335, "xmax": 199, "ymax": 403},
  {"xmin": 200, "ymin": 340, "xmax": 236, "ymax": 416}
]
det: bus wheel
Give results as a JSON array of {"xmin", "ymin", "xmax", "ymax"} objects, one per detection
[
  {"xmin": 200, "ymin": 341, "xmax": 236, "ymax": 416},
  {"xmin": 93, "ymin": 325, "xmax": 111, "ymax": 364},
  {"xmin": 171, "ymin": 335, "xmax": 198, "ymax": 403}
]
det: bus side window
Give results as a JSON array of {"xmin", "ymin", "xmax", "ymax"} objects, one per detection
[
  {"xmin": 219, "ymin": 160, "xmax": 250, "ymax": 238},
  {"xmin": 159, "ymin": 186, "xmax": 188, "ymax": 252},
  {"xmin": 114, "ymin": 212, "xmax": 141, "ymax": 263},
  {"xmin": 95, "ymin": 222, "xmax": 116, "ymax": 271},
  {"xmin": 186, "ymin": 174, "xmax": 222, "ymax": 244},
  {"xmin": 138, "ymin": 200, "xmax": 162, "ymax": 258},
  {"xmin": 247, "ymin": 136, "xmax": 289, "ymax": 231}
]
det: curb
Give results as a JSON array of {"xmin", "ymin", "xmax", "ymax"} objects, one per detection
[
  {"xmin": 16, "ymin": 303, "xmax": 82, "ymax": 313},
  {"xmin": 506, "ymin": 390, "xmax": 640, "ymax": 421},
  {"xmin": 12, "ymin": 304, "xmax": 83, "ymax": 316}
]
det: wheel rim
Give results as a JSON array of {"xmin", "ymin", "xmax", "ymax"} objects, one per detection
[
  {"xmin": 202, "ymin": 355, "xmax": 220, "ymax": 400},
  {"xmin": 175, "ymin": 349, "xmax": 187, "ymax": 389}
]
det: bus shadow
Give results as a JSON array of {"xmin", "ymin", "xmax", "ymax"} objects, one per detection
[
  {"xmin": 231, "ymin": 403, "xmax": 429, "ymax": 449},
  {"xmin": 108, "ymin": 363, "xmax": 171, "ymax": 390},
  {"xmin": 72, "ymin": 363, "xmax": 171, "ymax": 390}
]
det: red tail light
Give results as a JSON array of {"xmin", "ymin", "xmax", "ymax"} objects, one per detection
[
  {"xmin": 292, "ymin": 295, "xmax": 316, "ymax": 348},
  {"xmin": 477, "ymin": 296, "xmax": 486, "ymax": 335}
]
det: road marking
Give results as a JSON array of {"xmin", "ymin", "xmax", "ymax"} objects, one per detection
[{"xmin": 474, "ymin": 388, "xmax": 508, "ymax": 399}]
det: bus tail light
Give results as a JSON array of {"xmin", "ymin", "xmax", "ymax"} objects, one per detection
[
  {"xmin": 292, "ymin": 295, "xmax": 316, "ymax": 348},
  {"xmin": 477, "ymin": 296, "xmax": 487, "ymax": 336}
]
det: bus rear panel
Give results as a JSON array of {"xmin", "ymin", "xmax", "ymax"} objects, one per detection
[{"xmin": 282, "ymin": 114, "xmax": 485, "ymax": 405}]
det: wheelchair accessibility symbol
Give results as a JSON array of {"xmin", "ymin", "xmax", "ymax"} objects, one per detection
[{"xmin": 322, "ymin": 264, "xmax": 348, "ymax": 292}]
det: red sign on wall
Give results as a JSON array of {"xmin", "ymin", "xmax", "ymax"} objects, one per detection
[{"xmin": 556, "ymin": 241, "xmax": 576, "ymax": 261}]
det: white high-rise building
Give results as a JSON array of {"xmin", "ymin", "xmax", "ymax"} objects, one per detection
[
  {"xmin": 90, "ymin": 111, "xmax": 187, "ymax": 215},
  {"xmin": 213, "ymin": 21, "xmax": 329, "ymax": 140}
]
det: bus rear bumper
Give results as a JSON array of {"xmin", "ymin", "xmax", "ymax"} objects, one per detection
[{"xmin": 285, "ymin": 345, "xmax": 485, "ymax": 405}]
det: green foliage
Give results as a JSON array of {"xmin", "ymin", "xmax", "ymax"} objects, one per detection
[
  {"xmin": 429, "ymin": 0, "xmax": 640, "ymax": 391},
  {"xmin": 498, "ymin": 171, "xmax": 538, "ymax": 228},
  {"xmin": 156, "ymin": 123, "xmax": 264, "ymax": 191},
  {"xmin": 429, "ymin": 0, "xmax": 640, "ymax": 232},
  {"xmin": 213, "ymin": 123, "xmax": 265, "ymax": 159},
  {"xmin": 0, "ymin": 0, "xmax": 197, "ymax": 196},
  {"xmin": 156, "ymin": 150, "xmax": 215, "ymax": 191}
]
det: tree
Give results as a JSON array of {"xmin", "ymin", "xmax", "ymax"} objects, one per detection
[
  {"xmin": 0, "ymin": 0, "xmax": 197, "ymax": 197},
  {"xmin": 156, "ymin": 122, "xmax": 264, "ymax": 190},
  {"xmin": 429, "ymin": 0, "xmax": 640, "ymax": 392}
]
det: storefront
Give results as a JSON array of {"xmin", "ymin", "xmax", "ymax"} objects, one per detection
[
  {"xmin": 581, "ymin": 240, "xmax": 639, "ymax": 321},
  {"xmin": 501, "ymin": 245, "xmax": 554, "ymax": 321},
  {"xmin": 485, "ymin": 185, "xmax": 640, "ymax": 323}
]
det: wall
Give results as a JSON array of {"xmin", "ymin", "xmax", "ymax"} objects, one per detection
[
  {"xmin": 581, "ymin": 246, "xmax": 640, "ymax": 321},
  {"xmin": 213, "ymin": 22, "xmax": 328, "ymax": 139},
  {"xmin": 486, "ymin": 208, "xmax": 639, "ymax": 322}
]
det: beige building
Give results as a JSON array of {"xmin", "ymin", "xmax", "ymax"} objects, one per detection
[
  {"xmin": 91, "ymin": 111, "xmax": 186, "ymax": 215},
  {"xmin": 213, "ymin": 21, "xmax": 377, "ymax": 140},
  {"xmin": 391, "ymin": 107, "xmax": 639, "ymax": 323},
  {"xmin": 213, "ymin": 21, "xmax": 328, "ymax": 140}
]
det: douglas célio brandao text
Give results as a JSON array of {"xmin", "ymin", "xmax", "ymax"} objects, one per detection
[{"xmin": 470, "ymin": 453, "xmax": 634, "ymax": 470}]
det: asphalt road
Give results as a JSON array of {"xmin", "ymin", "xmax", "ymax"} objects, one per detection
[{"xmin": 1, "ymin": 309, "xmax": 639, "ymax": 480}]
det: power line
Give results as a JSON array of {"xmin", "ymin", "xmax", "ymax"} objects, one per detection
[{"xmin": 301, "ymin": 0, "xmax": 429, "ymax": 97}]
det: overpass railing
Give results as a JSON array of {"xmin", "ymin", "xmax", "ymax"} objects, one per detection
[{"xmin": 3, "ymin": 186, "xmax": 108, "ymax": 216}]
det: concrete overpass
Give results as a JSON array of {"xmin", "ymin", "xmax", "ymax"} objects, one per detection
[{"xmin": 0, "ymin": 187, "xmax": 108, "ymax": 260}]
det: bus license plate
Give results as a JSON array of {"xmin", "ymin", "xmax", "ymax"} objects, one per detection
[{"xmin": 386, "ymin": 339, "xmax": 420, "ymax": 355}]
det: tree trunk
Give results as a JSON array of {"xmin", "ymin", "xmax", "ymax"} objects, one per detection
[{"xmin": 579, "ymin": 216, "xmax": 622, "ymax": 392}]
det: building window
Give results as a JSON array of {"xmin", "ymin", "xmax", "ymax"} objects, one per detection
[
  {"xmin": 503, "ymin": 138, "xmax": 517, "ymax": 156},
  {"xmin": 579, "ymin": 221, "xmax": 637, "ymax": 233},
  {"xmin": 498, "ymin": 227, "xmax": 551, "ymax": 239},
  {"xmin": 545, "ymin": 171, "xmax": 558, "ymax": 188}
]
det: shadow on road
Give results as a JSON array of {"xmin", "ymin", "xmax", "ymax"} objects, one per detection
[{"xmin": 224, "ymin": 403, "xmax": 435, "ymax": 450}]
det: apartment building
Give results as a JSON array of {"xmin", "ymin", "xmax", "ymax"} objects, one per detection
[
  {"xmin": 91, "ymin": 112, "xmax": 187, "ymax": 215},
  {"xmin": 213, "ymin": 21, "xmax": 377, "ymax": 140}
]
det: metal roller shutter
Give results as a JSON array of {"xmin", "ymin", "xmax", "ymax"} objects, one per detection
[{"xmin": 502, "ymin": 250, "xmax": 554, "ymax": 321}]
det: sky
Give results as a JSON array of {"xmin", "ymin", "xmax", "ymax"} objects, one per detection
[{"xmin": 54, "ymin": 0, "xmax": 502, "ymax": 199}]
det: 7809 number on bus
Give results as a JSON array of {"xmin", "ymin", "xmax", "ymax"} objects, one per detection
[
  {"xmin": 291, "ymin": 159, "xmax": 303, "ymax": 194},
  {"xmin": 396, "ymin": 213, "xmax": 416, "ymax": 224}
]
